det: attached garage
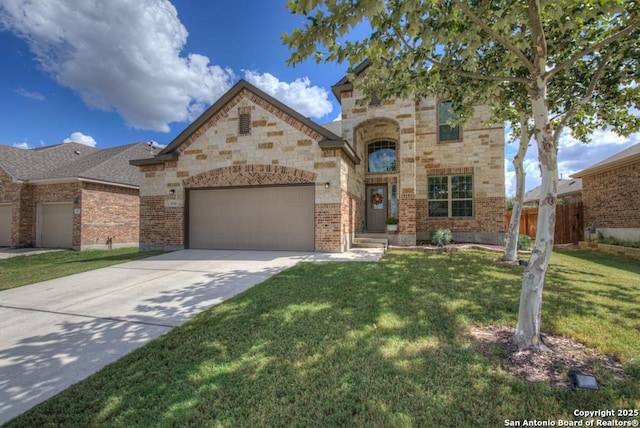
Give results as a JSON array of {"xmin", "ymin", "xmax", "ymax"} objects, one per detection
[
  {"xmin": 39, "ymin": 203, "xmax": 73, "ymax": 248},
  {"xmin": 0, "ymin": 204, "xmax": 11, "ymax": 247},
  {"xmin": 188, "ymin": 185, "xmax": 315, "ymax": 251}
]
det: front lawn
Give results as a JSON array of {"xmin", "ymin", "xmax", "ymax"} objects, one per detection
[
  {"xmin": 6, "ymin": 249, "xmax": 640, "ymax": 427},
  {"xmin": 0, "ymin": 248, "xmax": 166, "ymax": 291}
]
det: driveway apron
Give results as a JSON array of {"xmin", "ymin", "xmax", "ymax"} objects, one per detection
[{"xmin": 1, "ymin": 249, "xmax": 374, "ymax": 424}]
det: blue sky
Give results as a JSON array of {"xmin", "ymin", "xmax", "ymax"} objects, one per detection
[{"xmin": 1, "ymin": 0, "xmax": 638, "ymax": 195}]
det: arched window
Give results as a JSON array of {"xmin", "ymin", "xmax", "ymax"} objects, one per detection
[{"xmin": 367, "ymin": 141, "xmax": 397, "ymax": 173}]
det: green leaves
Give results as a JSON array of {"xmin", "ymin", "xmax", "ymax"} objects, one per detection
[{"xmin": 283, "ymin": 0, "xmax": 638, "ymax": 139}]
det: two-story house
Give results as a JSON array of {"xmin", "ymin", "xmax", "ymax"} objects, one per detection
[{"xmin": 132, "ymin": 63, "xmax": 505, "ymax": 252}]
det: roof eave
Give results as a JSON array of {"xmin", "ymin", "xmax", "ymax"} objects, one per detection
[
  {"xmin": 130, "ymin": 152, "xmax": 180, "ymax": 166},
  {"xmin": 330, "ymin": 59, "xmax": 371, "ymax": 103},
  {"xmin": 571, "ymin": 154, "xmax": 640, "ymax": 178},
  {"xmin": 318, "ymin": 139, "xmax": 361, "ymax": 165},
  {"xmin": 158, "ymin": 79, "xmax": 343, "ymax": 155}
]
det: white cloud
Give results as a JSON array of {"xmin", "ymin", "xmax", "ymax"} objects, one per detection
[
  {"xmin": 504, "ymin": 159, "xmax": 515, "ymax": 197},
  {"xmin": 243, "ymin": 70, "xmax": 333, "ymax": 119},
  {"xmin": 12, "ymin": 142, "xmax": 30, "ymax": 149},
  {"xmin": 506, "ymin": 127, "xmax": 640, "ymax": 196},
  {"xmin": 63, "ymin": 132, "xmax": 97, "ymax": 147},
  {"xmin": 0, "ymin": 0, "xmax": 234, "ymax": 132},
  {"xmin": 14, "ymin": 88, "xmax": 45, "ymax": 101}
]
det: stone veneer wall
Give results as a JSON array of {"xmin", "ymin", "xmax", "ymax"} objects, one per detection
[
  {"xmin": 414, "ymin": 100, "xmax": 505, "ymax": 243},
  {"xmin": 339, "ymin": 86, "xmax": 505, "ymax": 245},
  {"xmin": 581, "ymin": 160, "xmax": 640, "ymax": 241},
  {"xmin": 138, "ymin": 90, "xmax": 356, "ymax": 252}
]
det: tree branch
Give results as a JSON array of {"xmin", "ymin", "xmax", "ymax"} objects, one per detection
[
  {"xmin": 554, "ymin": 48, "xmax": 613, "ymax": 143},
  {"xmin": 453, "ymin": 0, "xmax": 535, "ymax": 73},
  {"xmin": 544, "ymin": 20, "xmax": 640, "ymax": 81},
  {"xmin": 425, "ymin": 56, "xmax": 530, "ymax": 84},
  {"xmin": 390, "ymin": 24, "xmax": 530, "ymax": 84}
]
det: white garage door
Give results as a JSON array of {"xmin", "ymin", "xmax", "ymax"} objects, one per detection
[
  {"xmin": 40, "ymin": 203, "xmax": 73, "ymax": 248},
  {"xmin": 0, "ymin": 204, "xmax": 11, "ymax": 247},
  {"xmin": 189, "ymin": 186, "xmax": 315, "ymax": 251}
]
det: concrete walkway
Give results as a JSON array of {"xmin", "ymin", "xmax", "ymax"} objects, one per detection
[{"xmin": 0, "ymin": 248, "xmax": 382, "ymax": 424}]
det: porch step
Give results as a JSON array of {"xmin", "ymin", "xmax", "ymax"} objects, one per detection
[{"xmin": 352, "ymin": 236, "xmax": 388, "ymax": 250}]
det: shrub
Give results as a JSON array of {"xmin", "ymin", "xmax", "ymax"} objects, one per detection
[
  {"xmin": 430, "ymin": 228, "xmax": 452, "ymax": 246},
  {"xmin": 517, "ymin": 234, "xmax": 533, "ymax": 251},
  {"xmin": 385, "ymin": 216, "xmax": 399, "ymax": 225},
  {"xmin": 590, "ymin": 234, "xmax": 640, "ymax": 249}
]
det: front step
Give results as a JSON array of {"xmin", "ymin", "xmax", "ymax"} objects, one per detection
[{"xmin": 352, "ymin": 236, "xmax": 388, "ymax": 250}]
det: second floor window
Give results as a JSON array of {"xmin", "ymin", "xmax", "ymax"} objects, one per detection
[
  {"xmin": 367, "ymin": 141, "xmax": 397, "ymax": 173},
  {"xmin": 438, "ymin": 101, "xmax": 460, "ymax": 142}
]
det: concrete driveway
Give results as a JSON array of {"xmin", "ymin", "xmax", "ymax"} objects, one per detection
[{"xmin": 0, "ymin": 248, "xmax": 382, "ymax": 424}]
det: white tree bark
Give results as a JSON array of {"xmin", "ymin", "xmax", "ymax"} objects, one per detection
[
  {"xmin": 503, "ymin": 113, "xmax": 530, "ymax": 262},
  {"xmin": 514, "ymin": 75, "xmax": 557, "ymax": 351}
]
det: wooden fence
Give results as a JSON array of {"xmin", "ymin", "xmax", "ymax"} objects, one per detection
[{"xmin": 505, "ymin": 202, "xmax": 584, "ymax": 244}]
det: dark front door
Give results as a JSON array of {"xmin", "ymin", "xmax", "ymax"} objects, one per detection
[{"xmin": 366, "ymin": 185, "xmax": 387, "ymax": 232}]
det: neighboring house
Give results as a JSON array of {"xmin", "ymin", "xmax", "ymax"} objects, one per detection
[
  {"xmin": 132, "ymin": 63, "xmax": 505, "ymax": 252},
  {"xmin": 523, "ymin": 178, "xmax": 582, "ymax": 206},
  {"xmin": 0, "ymin": 142, "xmax": 155, "ymax": 250},
  {"xmin": 572, "ymin": 142, "xmax": 640, "ymax": 241}
]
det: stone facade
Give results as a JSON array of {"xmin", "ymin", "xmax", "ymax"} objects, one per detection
[
  {"xmin": 135, "ymin": 70, "xmax": 505, "ymax": 252},
  {"xmin": 0, "ymin": 168, "xmax": 140, "ymax": 250},
  {"xmin": 339, "ymin": 84, "xmax": 505, "ymax": 246}
]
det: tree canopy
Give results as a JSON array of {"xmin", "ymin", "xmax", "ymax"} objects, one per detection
[{"xmin": 284, "ymin": 0, "xmax": 639, "ymax": 351}]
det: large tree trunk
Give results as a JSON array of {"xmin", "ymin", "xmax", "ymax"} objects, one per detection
[
  {"xmin": 503, "ymin": 113, "xmax": 530, "ymax": 262},
  {"xmin": 514, "ymin": 75, "xmax": 558, "ymax": 352}
]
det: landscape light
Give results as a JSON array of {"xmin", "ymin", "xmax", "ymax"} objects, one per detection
[{"xmin": 568, "ymin": 369, "xmax": 599, "ymax": 390}]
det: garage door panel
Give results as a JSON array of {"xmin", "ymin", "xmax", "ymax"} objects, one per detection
[
  {"xmin": 189, "ymin": 186, "xmax": 314, "ymax": 251},
  {"xmin": 0, "ymin": 204, "xmax": 12, "ymax": 247},
  {"xmin": 41, "ymin": 204, "xmax": 73, "ymax": 248}
]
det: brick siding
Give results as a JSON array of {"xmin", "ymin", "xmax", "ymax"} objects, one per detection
[
  {"xmin": 0, "ymin": 167, "xmax": 141, "ymax": 249},
  {"xmin": 581, "ymin": 161, "xmax": 640, "ymax": 228},
  {"xmin": 315, "ymin": 203, "xmax": 342, "ymax": 251},
  {"xmin": 81, "ymin": 183, "xmax": 139, "ymax": 249}
]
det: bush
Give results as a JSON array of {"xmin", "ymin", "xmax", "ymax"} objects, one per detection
[
  {"xmin": 385, "ymin": 216, "xmax": 399, "ymax": 225},
  {"xmin": 517, "ymin": 234, "xmax": 533, "ymax": 251},
  {"xmin": 430, "ymin": 228, "xmax": 453, "ymax": 246},
  {"xmin": 590, "ymin": 234, "xmax": 640, "ymax": 249}
]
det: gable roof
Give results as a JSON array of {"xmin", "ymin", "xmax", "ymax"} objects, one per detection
[
  {"xmin": 572, "ymin": 143, "xmax": 640, "ymax": 178},
  {"xmin": 0, "ymin": 142, "xmax": 155, "ymax": 187},
  {"xmin": 134, "ymin": 79, "xmax": 359, "ymax": 165},
  {"xmin": 331, "ymin": 59, "xmax": 371, "ymax": 103},
  {"xmin": 523, "ymin": 178, "xmax": 582, "ymax": 204}
]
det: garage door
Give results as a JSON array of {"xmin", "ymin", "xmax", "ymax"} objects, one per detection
[
  {"xmin": 0, "ymin": 204, "xmax": 11, "ymax": 247},
  {"xmin": 40, "ymin": 203, "xmax": 73, "ymax": 248},
  {"xmin": 189, "ymin": 186, "xmax": 314, "ymax": 251}
]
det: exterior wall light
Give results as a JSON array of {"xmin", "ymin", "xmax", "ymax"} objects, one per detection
[
  {"xmin": 324, "ymin": 182, "xmax": 330, "ymax": 189},
  {"xmin": 169, "ymin": 189, "xmax": 176, "ymax": 195}
]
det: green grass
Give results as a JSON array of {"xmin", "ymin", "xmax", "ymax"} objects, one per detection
[
  {"xmin": 0, "ymin": 248, "xmax": 166, "ymax": 291},
  {"xmin": 6, "ymin": 249, "xmax": 640, "ymax": 427}
]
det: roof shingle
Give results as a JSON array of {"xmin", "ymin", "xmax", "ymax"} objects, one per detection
[{"xmin": 0, "ymin": 142, "xmax": 155, "ymax": 187}]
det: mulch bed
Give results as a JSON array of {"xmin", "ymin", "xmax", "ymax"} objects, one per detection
[{"xmin": 469, "ymin": 325, "xmax": 625, "ymax": 387}]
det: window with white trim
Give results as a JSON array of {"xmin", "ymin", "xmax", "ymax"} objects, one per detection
[{"xmin": 428, "ymin": 175, "xmax": 473, "ymax": 217}]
